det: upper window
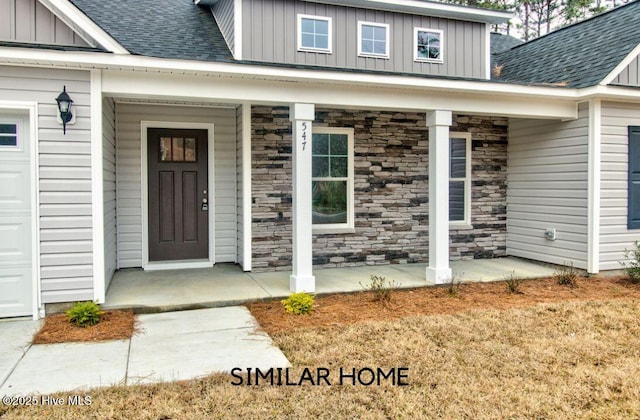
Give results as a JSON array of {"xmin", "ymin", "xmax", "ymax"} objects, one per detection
[
  {"xmin": 414, "ymin": 28, "xmax": 443, "ymax": 63},
  {"xmin": 312, "ymin": 127, "xmax": 355, "ymax": 232},
  {"xmin": 449, "ymin": 132, "xmax": 471, "ymax": 225},
  {"xmin": 357, "ymin": 21, "xmax": 389, "ymax": 58},
  {"xmin": 297, "ymin": 15, "xmax": 332, "ymax": 53},
  {"xmin": 0, "ymin": 123, "xmax": 18, "ymax": 147}
]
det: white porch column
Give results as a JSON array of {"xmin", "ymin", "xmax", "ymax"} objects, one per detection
[
  {"xmin": 289, "ymin": 103, "xmax": 316, "ymax": 292},
  {"xmin": 426, "ymin": 110, "xmax": 453, "ymax": 284}
]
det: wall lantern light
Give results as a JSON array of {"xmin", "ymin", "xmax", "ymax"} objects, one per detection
[{"xmin": 55, "ymin": 86, "xmax": 74, "ymax": 135}]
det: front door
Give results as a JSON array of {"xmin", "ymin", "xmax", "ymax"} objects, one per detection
[{"xmin": 148, "ymin": 128, "xmax": 209, "ymax": 261}]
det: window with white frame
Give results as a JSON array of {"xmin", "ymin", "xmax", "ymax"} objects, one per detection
[
  {"xmin": 414, "ymin": 28, "xmax": 443, "ymax": 63},
  {"xmin": 0, "ymin": 123, "xmax": 18, "ymax": 148},
  {"xmin": 449, "ymin": 132, "xmax": 471, "ymax": 224},
  {"xmin": 312, "ymin": 127, "xmax": 354, "ymax": 232},
  {"xmin": 298, "ymin": 15, "xmax": 332, "ymax": 53},
  {"xmin": 357, "ymin": 21, "xmax": 389, "ymax": 58}
]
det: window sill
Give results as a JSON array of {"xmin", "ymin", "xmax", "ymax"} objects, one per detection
[
  {"xmin": 298, "ymin": 48, "xmax": 332, "ymax": 54},
  {"xmin": 358, "ymin": 53, "xmax": 390, "ymax": 60},
  {"xmin": 312, "ymin": 227, "xmax": 356, "ymax": 235},
  {"xmin": 449, "ymin": 223, "xmax": 473, "ymax": 230},
  {"xmin": 414, "ymin": 58, "xmax": 444, "ymax": 64}
]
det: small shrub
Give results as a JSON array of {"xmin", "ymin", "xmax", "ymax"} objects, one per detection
[
  {"xmin": 281, "ymin": 292, "xmax": 314, "ymax": 315},
  {"xmin": 360, "ymin": 275, "xmax": 401, "ymax": 304},
  {"xmin": 620, "ymin": 240, "xmax": 640, "ymax": 284},
  {"xmin": 66, "ymin": 301, "xmax": 104, "ymax": 327},
  {"xmin": 504, "ymin": 272, "xmax": 524, "ymax": 294},
  {"xmin": 554, "ymin": 262, "xmax": 579, "ymax": 288},
  {"xmin": 445, "ymin": 275, "xmax": 463, "ymax": 297}
]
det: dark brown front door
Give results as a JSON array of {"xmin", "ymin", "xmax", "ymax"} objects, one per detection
[{"xmin": 148, "ymin": 128, "xmax": 209, "ymax": 261}]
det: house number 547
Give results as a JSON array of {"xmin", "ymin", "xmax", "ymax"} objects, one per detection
[{"xmin": 301, "ymin": 122, "xmax": 308, "ymax": 151}]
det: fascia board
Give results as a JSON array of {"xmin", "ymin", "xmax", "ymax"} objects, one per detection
[{"xmin": 301, "ymin": 0, "xmax": 513, "ymax": 24}]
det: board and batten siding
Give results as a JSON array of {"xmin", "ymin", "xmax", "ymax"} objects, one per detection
[
  {"xmin": 212, "ymin": 0, "xmax": 235, "ymax": 54},
  {"xmin": 507, "ymin": 102, "xmax": 589, "ymax": 269},
  {"xmin": 102, "ymin": 97, "xmax": 116, "ymax": 288},
  {"xmin": 0, "ymin": 0, "xmax": 89, "ymax": 46},
  {"xmin": 243, "ymin": 0, "xmax": 486, "ymax": 79},
  {"xmin": 611, "ymin": 55, "xmax": 640, "ymax": 87},
  {"xmin": 115, "ymin": 104, "xmax": 238, "ymax": 267},
  {"xmin": 599, "ymin": 101, "xmax": 640, "ymax": 270},
  {"xmin": 0, "ymin": 66, "xmax": 94, "ymax": 303}
]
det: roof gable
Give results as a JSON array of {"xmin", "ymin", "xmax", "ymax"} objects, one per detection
[
  {"xmin": 70, "ymin": 0, "xmax": 232, "ymax": 62},
  {"xmin": 493, "ymin": 1, "xmax": 640, "ymax": 88}
]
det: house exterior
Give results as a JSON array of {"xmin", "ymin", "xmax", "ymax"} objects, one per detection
[{"xmin": 0, "ymin": 0, "xmax": 639, "ymax": 319}]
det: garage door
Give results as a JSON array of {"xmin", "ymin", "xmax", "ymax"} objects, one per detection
[{"xmin": 0, "ymin": 114, "xmax": 33, "ymax": 318}]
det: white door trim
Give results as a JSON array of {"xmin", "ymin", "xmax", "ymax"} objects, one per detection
[
  {"xmin": 141, "ymin": 121, "xmax": 216, "ymax": 270},
  {"xmin": 0, "ymin": 101, "xmax": 40, "ymax": 319}
]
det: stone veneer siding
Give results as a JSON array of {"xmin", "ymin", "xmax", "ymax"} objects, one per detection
[{"xmin": 251, "ymin": 106, "xmax": 507, "ymax": 271}]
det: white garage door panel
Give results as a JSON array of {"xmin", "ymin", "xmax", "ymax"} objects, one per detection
[
  {"xmin": 0, "ymin": 114, "xmax": 32, "ymax": 318},
  {"xmin": 0, "ymin": 164, "xmax": 31, "ymax": 209},
  {"xmin": 0, "ymin": 267, "xmax": 32, "ymax": 317},
  {"xmin": 0, "ymin": 217, "xmax": 30, "ymax": 263}
]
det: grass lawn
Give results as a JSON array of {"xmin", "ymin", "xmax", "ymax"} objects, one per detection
[{"xmin": 2, "ymin": 278, "xmax": 640, "ymax": 418}]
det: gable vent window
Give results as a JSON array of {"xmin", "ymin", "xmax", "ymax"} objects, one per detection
[
  {"xmin": 628, "ymin": 126, "xmax": 640, "ymax": 229},
  {"xmin": 358, "ymin": 21, "xmax": 389, "ymax": 58},
  {"xmin": 0, "ymin": 124, "xmax": 18, "ymax": 147},
  {"xmin": 414, "ymin": 28, "xmax": 443, "ymax": 63},
  {"xmin": 297, "ymin": 15, "xmax": 332, "ymax": 53}
]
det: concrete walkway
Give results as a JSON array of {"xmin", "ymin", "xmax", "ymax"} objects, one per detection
[
  {"xmin": 0, "ymin": 307, "xmax": 288, "ymax": 396},
  {"xmin": 105, "ymin": 257, "xmax": 558, "ymax": 312}
]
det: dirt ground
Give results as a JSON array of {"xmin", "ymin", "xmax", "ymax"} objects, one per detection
[
  {"xmin": 248, "ymin": 275, "xmax": 640, "ymax": 334},
  {"xmin": 32, "ymin": 310, "xmax": 136, "ymax": 344}
]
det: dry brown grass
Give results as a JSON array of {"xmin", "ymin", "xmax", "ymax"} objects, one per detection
[
  {"xmin": 3, "ymin": 296, "xmax": 640, "ymax": 419},
  {"xmin": 32, "ymin": 310, "xmax": 136, "ymax": 344}
]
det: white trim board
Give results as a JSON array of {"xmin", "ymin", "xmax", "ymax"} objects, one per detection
[
  {"xmin": 0, "ymin": 101, "xmax": 40, "ymax": 319},
  {"xmin": 241, "ymin": 103, "xmax": 252, "ymax": 271},
  {"xmin": 140, "ymin": 121, "xmax": 216, "ymax": 270},
  {"xmin": 37, "ymin": 0, "xmax": 129, "ymax": 54},
  {"xmin": 601, "ymin": 43, "xmax": 640, "ymax": 86},
  {"xmin": 91, "ymin": 70, "xmax": 106, "ymax": 303},
  {"xmin": 587, "ymin": 98, "xmax": 601, "ymax": 274}
]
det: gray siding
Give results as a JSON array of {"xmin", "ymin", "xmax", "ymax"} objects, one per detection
[
  {"xmin": 236, "ymin": 105, "xmax": 244, "ymax": 267},
  {"xmin": 242, "ymin": 0, "xmax": 486, "ymax": 78},
  {"xmin": 0, "ymin": 66, "xmax": 93, "ymax": 303},
  {"xmin": 116, "ymin": 104, "xmax": 238, "ymax": 267},
  {"xmin": 0, "ymin": 0, "xmax": 88, "ymax": 46},
  {"xmin": 599, "ymin": 101, "xmax": 640, "ymax": 270},
  {"xmin": 103, "ymin": 97, "xmax": 116, "ymax": 288},
  {"xmin": 611, "ymin": 55, "xmax": 640, "ymax": 87},
  {"xmin": 507, "ymin": 102, "xmax": 590, "ymax": 269},
  {"xmin": 212, "ymin": 0, "xmax": 235, "ymax": 54}
]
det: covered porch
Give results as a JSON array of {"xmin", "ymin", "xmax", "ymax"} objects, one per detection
[{"xmin": 103, "ymin": 257, "xmax": 558, "ymax": 312}]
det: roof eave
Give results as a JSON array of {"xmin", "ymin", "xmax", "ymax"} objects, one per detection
[{"xmin": 302, "ymin": 0, "xmax": 513, "ymax": 24}]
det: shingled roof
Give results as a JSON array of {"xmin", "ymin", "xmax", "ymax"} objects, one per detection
[
  {"xmin": 493, "ymin": 1, "xmax": 640, "ymax": 88},
  {"xmin": 70, "ymin": 0, "xmax": 233, "ymax": 62},
  {"xmin": 490, "ymin": 32, "xmax": 523, "ymax": 55}
]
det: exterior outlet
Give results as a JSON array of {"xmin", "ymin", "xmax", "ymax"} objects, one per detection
[{"xmin": 544, "ymin": 228, "xmax": 557, "ymax": 241}]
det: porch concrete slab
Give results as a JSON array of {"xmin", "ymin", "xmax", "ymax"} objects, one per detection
[
  {"xmin": 451, "ymin": 257, "xmax": 557, "ymax": 282},
  {"xmin": 127, "ymin": 307, "xmax": 289, "ymax": 385},
  {"xmin": 0, "ymin": 340, "xmax": 129, "ymax": 396},
  {"xmin": 0, "ymin": 319, "xmax": 41, "ymax": 388},
  {"xmin": 105, "ymin": 266, "xmax": 271, "ymax": 312}
]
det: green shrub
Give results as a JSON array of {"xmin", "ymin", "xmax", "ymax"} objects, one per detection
[
  {"xmin": 621, "ymin": 240, "xmax": 640, "ymax": 284},
  {"xmin": 504, "ymin": 272, "xmax": 523, "ymax": 294},
  {"xmin": 281, "ymin": 292, "xmax": 314, "ymax": 315},
  {"xmin": 554, "ymin": 262, "xmax": 579, "ymax": 288},
  {"xmin": 360, "ymin": 275, "xmax": 401, "ymax": 304},
  {"xmin": 66, "ymin": 301, "xmax": 104, "ymax": 327}
]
